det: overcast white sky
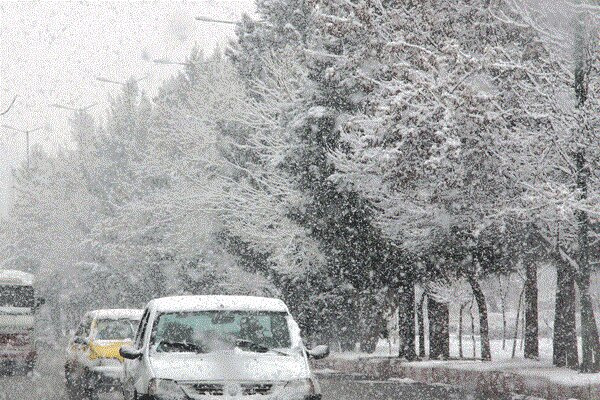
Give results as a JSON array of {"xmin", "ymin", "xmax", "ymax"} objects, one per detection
[{"xmin": 0, "ymin": 0, "xmax": 256, "ymax": 215}]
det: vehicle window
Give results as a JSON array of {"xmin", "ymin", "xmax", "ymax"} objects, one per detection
[
  {"xmin": 94, "ymin": 318, "xmax": 137, "ymax": 340},
  {"xmin": 150, "ymin": 311, "xmax": 291, "ymax": 352},
  {"xmin": 0, "ymin": 285, "xmax": 34, "ymax": 308},
  {"xmin": 74, "ymin": 316, "xmax": 92, "ymax": 339},
  {"xmin": 134, "ymin": 310, "xmax": 150, "ymax": 349}
]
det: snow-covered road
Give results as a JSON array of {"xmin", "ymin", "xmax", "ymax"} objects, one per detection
[{"xmin": 0, "ymin": 346, "xmax": 527, "ymax": 400}]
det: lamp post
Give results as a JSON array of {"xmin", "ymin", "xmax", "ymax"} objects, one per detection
[{"xmin": 1, "ymin": 125, "xmax": 43, "ymax": 169}]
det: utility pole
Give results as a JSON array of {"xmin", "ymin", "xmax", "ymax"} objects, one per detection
[{"xmin": 0, "ymin": 125, "xmax": 43, "ymax": 170}]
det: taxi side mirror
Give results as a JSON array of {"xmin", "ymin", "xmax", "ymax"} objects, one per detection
[
  {"xmin": 307, "ymin": 345, "xmax": 330, "ymax": 360},
  {"xmin": 120, "ymin": 346, "xmax": 143, "ymax": 360}
]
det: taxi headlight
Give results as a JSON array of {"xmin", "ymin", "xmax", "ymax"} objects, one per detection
[
  {"xmin": 281, "ymin": 378, "xmax": 316, "ymax": 397},
  {"xmin": 148, "ymin": 378, "xmax": 186, "ymax": 400}
]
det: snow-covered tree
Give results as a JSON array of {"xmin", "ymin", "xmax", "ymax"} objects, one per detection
[{"xmin": 325, "ymin": 0, "xmax": 568, "ymax": 360}]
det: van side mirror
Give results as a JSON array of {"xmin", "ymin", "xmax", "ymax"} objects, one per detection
[
  {"xmin": 33, "ymin": 297, "xmax": 45, "ymax": 311},
  {"xmin": 120, "ymin": 346, "xmax": 143, "ymax": 360},
  {"xmin": 307, "ymin": 345, "xmax": 329, "ymax": 360}
]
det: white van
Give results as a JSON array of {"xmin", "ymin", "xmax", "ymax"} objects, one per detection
[
  {"xmin": 120, "ymin": 295, "xmax": 328, "ymax": 400},
  {"xmin": 0, "ymin": 270, "xmax": 44, "ymax": 374}
]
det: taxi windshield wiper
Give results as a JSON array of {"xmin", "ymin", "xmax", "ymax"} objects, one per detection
[
  {"xmin": 157, "ymin": 340, "xmax": 206, "ymax": 354},
  {"xmin": 235, "ymin": 339, "xmax": 289, "ymax": 356}
]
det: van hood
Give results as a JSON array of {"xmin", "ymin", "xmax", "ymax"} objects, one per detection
[{"xmin": 149, "ymin": 350, "xmax": 310, "ymax": 382}]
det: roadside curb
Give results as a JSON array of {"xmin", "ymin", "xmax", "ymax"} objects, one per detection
[{"xmin": 312, "ymin": 358, "xmax": 600, "ymax": 400}]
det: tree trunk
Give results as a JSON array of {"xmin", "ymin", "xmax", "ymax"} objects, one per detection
[
  {"xmin": 470, "ymin": 300, "xmax": 476, "ymax": 358},
  {"xmin": 499, "ymin": 275, "xmax": 509, "ymax": 351},
  {"xmin": 468, "ymin": 276, "xmax": 491, "ymax": 361},
  {"xmin": 417, "ymin": 292, "xmax": 427, "ymax": 358},
  {"xmin": 459, "ymin": 302, "xmax": 467, "ymax": 359},
  {"xmin": 501, "ymin": 304, "xmax": 507, "ymax": 351},
  {"xmin": 553, "ymin": 259, "xmax": 578, "ymax": 368},
  {"xmin": 428, "ymin": 297, "xmax": 449, "ymax": 360},
  {"xmin": 512, "ymin": 284, "xmax": 525, "ymax": 359},
  {"xmin": 524, "ymin": 258, "xmax": 539, "ymax": 359},
  {"xmin": 398, "ymin": 279, "xmax": 417, "ymax": 360}
]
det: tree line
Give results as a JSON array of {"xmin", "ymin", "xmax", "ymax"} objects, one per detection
[{"xmin": 0, "ymin": 0, "xmax": 599, "ymax": 372}]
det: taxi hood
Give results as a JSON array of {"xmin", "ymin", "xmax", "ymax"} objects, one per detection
[{"xmin": 149, "ymin": 350, "xmax": 310, "ymax": 382}]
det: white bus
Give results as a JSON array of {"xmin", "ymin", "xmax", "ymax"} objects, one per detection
[{"xmin": 0, "ymin": 269, "xmax": 43, "ymax": 374}]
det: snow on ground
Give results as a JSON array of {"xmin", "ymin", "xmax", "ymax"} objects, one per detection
[{"xmin": 331, "ymin": 337, "xmax": 600, "ymax": 387}]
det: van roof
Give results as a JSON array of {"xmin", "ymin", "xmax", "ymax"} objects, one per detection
[
  {"xmin": 148, "ymin": 295, "xmax": 289, "ymax": 313},
  {"xmin": 0, "ymin": 270, "xmax": 34, "ymax": 286},
  {"xmin": 85, "ymin": 309, "xmax": 144, "ymax": 320}
]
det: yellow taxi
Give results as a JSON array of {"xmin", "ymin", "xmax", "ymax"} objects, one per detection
[{"xmin": 65, "ymin": 309, "xmax": 143, "ymax": 400}]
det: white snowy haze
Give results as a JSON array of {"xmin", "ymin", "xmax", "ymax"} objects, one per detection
[{"xmin": 0, "ymin": 0, "xmax": 256, "ymax": 216}]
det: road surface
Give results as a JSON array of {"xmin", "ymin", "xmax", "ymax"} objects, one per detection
[{"xmin": 0, "ymin": 346, "xmax": 534, "ymax": 400}]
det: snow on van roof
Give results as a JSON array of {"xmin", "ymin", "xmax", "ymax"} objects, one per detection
[
  {"xmin": 86, "ymin": 309, "xmax": 144, "ymax": 320},
  {"xmin": 148, "ymin": 295, "xmax": 289, "ymax": 313},
  {"xmin": 0, "ymin": 270, "xmax": 34, "ymax": 286}
]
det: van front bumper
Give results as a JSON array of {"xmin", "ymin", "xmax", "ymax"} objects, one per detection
[{"xmin": 0, "ymin": 349, "xmax": 36, "ymax": 362}]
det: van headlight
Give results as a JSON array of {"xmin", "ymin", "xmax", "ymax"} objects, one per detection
[
  {"xmin": 148, "ymin": 378, "xmax": 186, "ymax": 400},
  {"xmin": 280, "ymin": 378, "xmax": 317, "ymax": 397}
]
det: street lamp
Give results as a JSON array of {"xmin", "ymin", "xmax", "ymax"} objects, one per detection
[
  {"xmin": 194, "ymin": 16, "xmax": 238, "ymax": 25},
  {"xmin": 50, "ymin": 102, "xmax": 98, "ymax": 112},
  {"xmin": 96, "ymin": 75, "xmax": 148, "ymax": 86},
  {"xmin": 153, "ymin": 58, "xmax": 193, "ymax": 67},
  {"xmin": 1, "ymin": 125, "xmax": 43, "ymax": 170},
  {"xmin": 194, "ymin": 15, "xmax": 265, "ymax": 25}
]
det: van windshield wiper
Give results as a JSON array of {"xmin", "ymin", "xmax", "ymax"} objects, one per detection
[
  {"xmin": 235, "ymin": 339, "xmax": 289, "ymax": 356},
  {"xmin": 0, "ymin": 309, "xmax": 27, "ymax": 316},
  {"xmin": 157, "ymin": 340, "xmax": 206, "ymax": 354}
]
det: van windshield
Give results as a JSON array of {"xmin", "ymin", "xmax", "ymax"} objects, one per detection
[
  {"xmin": 0, "ymin": 285, "xmax": 34, "ymax": 308},
  {"xmin": 150, "ymin": 311, "xmax": 292, "ymax": 353}
]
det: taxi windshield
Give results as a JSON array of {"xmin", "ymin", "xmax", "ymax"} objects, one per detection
[
  {"xmin": 150, "ymin": 311, "xmax": 291, "ymax": 353},
  {"xmin": 95, "ymin": 318, "xmax": 138, "ymax": 341}
]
